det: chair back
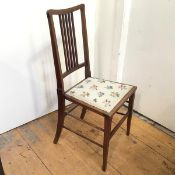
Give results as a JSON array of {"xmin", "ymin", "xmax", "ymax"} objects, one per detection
[{"xmin": 47, "ymin": 4, "xmax": 91, "ymax": 92}]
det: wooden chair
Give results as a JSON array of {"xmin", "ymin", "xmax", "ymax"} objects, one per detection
[{"xmin": 47, "ymin": 4, "xmax": 137, "ymax": 171}]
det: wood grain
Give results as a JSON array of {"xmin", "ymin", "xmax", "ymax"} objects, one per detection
[
  {"xmin": 18, "ymin": 114, "xmax": 118, "ymax": 175},
  {"xmin": 0, "ymin": 130, "xmax": 51, "ymax": 175},
  {"xmin": 0, "ymin": 107, "xmax": 175, "ymax": 175}
]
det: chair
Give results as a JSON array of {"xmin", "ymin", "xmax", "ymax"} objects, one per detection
[{"xmin": 47, "ymin": 4, "xmax": 137, "ymax": 171}]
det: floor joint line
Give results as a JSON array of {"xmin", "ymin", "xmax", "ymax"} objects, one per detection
[
  {"xmin": 17, "ymin": 129, "xmax": 54, "ymax": 175},
  {"xmin": 120, "ymin": 127, "xmax": 175, "ymax": 166}
]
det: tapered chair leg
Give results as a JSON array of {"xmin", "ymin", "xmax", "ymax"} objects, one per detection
[
  {"xmin": 80, "ymin": 108, "xmax": 86, "ymax": 120},
  {"xmin": 53, "ymin": 99, "xmax": 65, "ymax": 144},
  {"xmin": 126, "ymin": 93, "xmax": 135, "ymax": 136},
  {"xmin": 102, "ymin": 116, "xmax": 112, "ymax": 171}
]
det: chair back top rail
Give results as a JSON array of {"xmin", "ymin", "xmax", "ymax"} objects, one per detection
[{"xmin": 47, "ymin": 4, "xmax": 84, "ymax": 15}]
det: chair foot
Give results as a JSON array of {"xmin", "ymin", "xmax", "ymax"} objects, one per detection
[
  {"xmin": 80, "ymin": 108, "xmax": 86, "ymax": 120},
  {"xmin": 102, "ymin": 116, "xmax": 112, "ymax": 171},
  {"xmin": 102, "ymin": 163, "xmax": 107, "ymax": 171},
  {"xmin": 126, "ymin": 93, "xmax": 135, "ymax": 136},
  {"xmin": 126, "ymin": 115, "xmax": 132, "ymax": 136},
  {"xmin": 53, "ymin": 111, "xmax": 65, "ymax": 144}
]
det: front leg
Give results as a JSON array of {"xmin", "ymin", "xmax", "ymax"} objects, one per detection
[{"xmin": 102, "ymin": 116, "xmax": 112, "ymax": 171}]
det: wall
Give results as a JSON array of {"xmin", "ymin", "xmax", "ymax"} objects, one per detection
[
  {"xmin": 94, "ymin": 0, "xmax": 175, "ymax": 131},
  {"xmin": 94, "ymin": 0, "xmax": 124, "ymax": 81},
  {"xmin": 0, "ymin": 0, "xmax": 95, "ymax": 134},
  {"xmin": 122, "ymin": 0, "xmax": 175, "ymax": 131}
]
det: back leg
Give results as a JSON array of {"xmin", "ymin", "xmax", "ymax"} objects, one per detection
[
  {"xmin": 126, "ymin": 93, "xmax": 135, "ymax": 136},
  {"xmin": 80, "ymin": 107, "xmax": 86, "ymax": 120}
]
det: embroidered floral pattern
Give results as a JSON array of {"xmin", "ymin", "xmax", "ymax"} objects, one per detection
[
  {"xmin": 118, "ymin": 84, "xmax": 127, "ymax": 90},
  {"xmin": 110, "ymin": 92, "xmax": 120, "ymax": 97},
  {"xmin": 98, "ymin": 79, "xmax": 106, "ymax": 83},
  {"xmin": 90, "ymin": 84, "xmax": 98, "ymax": 90},
  {"xmin": 76, "ymin": 85, "xmax": 84, "ymax": 88},
  {"xmin": 98, "ymin": 92, "xmax": 105, "ymax": 97},
  {"xmin": 93, "ymin": 98, "xmax": 97, "ymax": 102},
  {"xmin": 66, "ymin": 77, "xmax": 133, "ymax": 113},
  {"xmin": 81, "ymin": 91, "xmax": 90, "ymax": 97},
  {"xmin": 106, "ymin": 85, "xmax": 113, "ymax": 89},
  {"xmin": 103, "ymin": 99, "xmax": 111, "ymax": 107}
]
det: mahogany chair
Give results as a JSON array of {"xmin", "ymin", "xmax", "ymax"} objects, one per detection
[{"xmin": 47, "ymin": 4, "xmax": 137, "ymax": 171}]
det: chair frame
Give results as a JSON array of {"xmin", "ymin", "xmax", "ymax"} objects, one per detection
[{"xmin": 47, "ymin": 4, "xmax": 136, "ymax": 171}]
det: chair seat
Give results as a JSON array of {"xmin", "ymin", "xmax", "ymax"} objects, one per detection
[{"xmin": 66, "ymin": 77, "xmax": 134, "ymax": 114}]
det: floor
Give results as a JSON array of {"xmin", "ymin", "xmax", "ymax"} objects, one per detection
[
  {"xmin": 133, "ymin": 110, "xmax": 175, "ymax": 138},
  {"xmin": 0, "ymin": 106, "xmax": 175, "ymax": 175}
]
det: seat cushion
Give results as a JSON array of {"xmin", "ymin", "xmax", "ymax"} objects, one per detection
[{"xmin": 66, "ymin": 77, "xmax": 133, "ymax": 113}]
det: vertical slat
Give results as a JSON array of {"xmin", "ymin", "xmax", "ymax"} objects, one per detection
[
  {"xmin": 62, "ymin": 14, "xmax": 72, "ymax": 70},
  {"xmin": 70, "ymin": 12, "xmax": 78, "ymax": 66},
  {"xmin": 64, "ymin": 14, "xmax": 73, "ymax": 69},
  {"xmin": 67, "ymin": 13, "xmax": 76, "ymax": 67},
  {"xmin": 59, "ymin": 14, "xmax": 69, "ymax": 70}
]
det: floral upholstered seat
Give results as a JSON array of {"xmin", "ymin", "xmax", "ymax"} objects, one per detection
[{"xmin": 66, "ymin": 77, "xmax": 133, "ymax": 113}]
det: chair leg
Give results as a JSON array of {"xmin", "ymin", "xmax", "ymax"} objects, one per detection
[
  {"xmin": 102, "ymin": 116, "xmax": 112, "ymax": 171},
  {"xmin": 126, "ymin": 93, "xmax": 135, "ymax": 136},
  {"xmin": 80, "ymin": 107, "xmax": 86, "ymax": 120},
  {"xmin": 53, "ymin": 99, "xmax": 65, "ymax": 144}
]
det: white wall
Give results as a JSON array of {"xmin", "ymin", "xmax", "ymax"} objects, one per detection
[
  {"xmin": 94, "ymin": 0, "xmax": 175, "ymax": 131},
  {"xmin": 122, "ymin": 0, "xmax": 175, "ymax": 131},
  {"xmin": 94, "ymin": 0, "xmax": 124, "ymax": 81},
  {"xmin": 0, "ymin": 0, "xmax": 95, "ymax": 134}
]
